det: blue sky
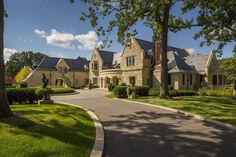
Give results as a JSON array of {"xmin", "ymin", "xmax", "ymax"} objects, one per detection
[{"xmin": 4, "ymin": 0, "xmax": 235, "ymax": 61}]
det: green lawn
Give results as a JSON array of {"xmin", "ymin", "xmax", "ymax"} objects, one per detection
[
  {"xmin": 0, "ymin": 104, "xmax": 95, "ymax": 157},
  {"xmin": 133, "ymin": 96, "xmax": 236, "ymax": 126}
]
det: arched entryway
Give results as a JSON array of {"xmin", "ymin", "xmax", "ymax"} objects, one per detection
[
  {"xmin": 55, "ymin": 76, "xmax": 71, "ymax": 87},
  {"xmin": 112, "ymin": 76, "xmax": 119, "ymax": 86}
]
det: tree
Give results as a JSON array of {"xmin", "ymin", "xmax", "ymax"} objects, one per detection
[
  {"xmin": 74, "ymin": 0, "xmax": 199, "ymax": 98},
  {"xmin": 218, "ymin": 56, "xmax": 236, "ymax": 84},
  {"xmin": 0, "ymin": 0, "xmax": 12, "ymax": 117},
  {"xmin": 184, "ymin": 0, "xmax": 236, "ymax": 56},
  {"xmin": 5, "ymin": 51, "xmax": 45, "ymax": 77}
]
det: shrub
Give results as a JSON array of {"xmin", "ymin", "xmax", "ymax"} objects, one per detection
[
  {"xmin": 108, "ymin": 83, "xmax": 115, "ymax": 91},
  {"xmin": 88, "ymin": 83, "xmax": 93, "ymax": 89},
  {"xmin": 198, "ymin": 90, "xmax": 233, "ymax": 97},
  {"xmin": 169, "ymin": 90, "xmax": 198, "ymax": 97},
  {"xmin": 50, "ymin": 87, "xmax": 75, "ymax": 94},
  {"xmin": 113, "ymin": 86, "xmax": 127, "ymax": 98},
  {"xmin": 126, "ymin": 86, "xmax": 135, "ymax": 96},
  {"xmin": 168, "ymin": 85, "xmax": 174, "ymax": 90},
  {"xmin": 93, "ymin": 84, "xmax": 99, "ymax": 88},
  {"xmin": 135, "ymin": 86, "xmax": 150, "ymax": 96},
  {"xmin": 120, "ymin": 83, "xmax": 127, "ymax": 86},
  {"xmin": 6, "ymin": 88, "xmax": 40, "ymax": 104},
  {"xmin": 148, "ymin": 88, "xmax": 160, "ymax": 96}
]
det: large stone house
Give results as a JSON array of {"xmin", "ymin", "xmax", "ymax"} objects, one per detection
[
  {"xmin": 89, "ymin": 36, "xmax": 226, "ymax": 90},
  {"xmin": 24, "ymin": 56, "xmax": 89, "ymax": 88}
]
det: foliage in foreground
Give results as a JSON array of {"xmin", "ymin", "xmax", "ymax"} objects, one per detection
[{"xmin": 0, "ymin": 104, "xmax": 95, "ymax": 157}]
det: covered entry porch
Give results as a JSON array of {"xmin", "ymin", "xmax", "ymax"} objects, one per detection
[{"xmin": 100, "ymin": 69, "xmax": 122, "ymax": 88}]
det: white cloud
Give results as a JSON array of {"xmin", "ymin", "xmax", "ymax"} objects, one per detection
[
  {"xmin": 34, "ymin": 29, "xmax": 47, "ymax": 38},
  {"xmin": 75, "ymin": 31, "xmax": 102, "ymax": 50},
  {"xmin": 34, "ymin": 29, "xmax": 102, "ymax": 50},
  {"xmin": 186, "ymin": 48, "xmax": 196, "ymax": 55},
  {"xmin": 46, "ymin": 29, "xmax": 75, "ymax": 49},
  {"xmin": 4, "ymin": 48, "xmax": 18, "ymax": 62}
]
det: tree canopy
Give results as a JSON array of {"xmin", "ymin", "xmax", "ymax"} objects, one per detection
[
  {"xmin": 5, "ymin": 51, "xmax": 45, "ymax": 77},
  {"xmin": 218, "ymin": 56, "xmax": 236, "ymax": 84}
]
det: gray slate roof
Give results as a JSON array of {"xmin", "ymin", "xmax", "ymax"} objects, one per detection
[
  {"xmin": 37, "ymin": 56, "xmax": 89, "ymax": 71},
  {"xmin": 98, "ymin": 50, "xmax": 119, "ymax": 68},
  {"xmin": 135, "ymin": 38, "xmax": 210, "ymax": 74},
  {"xmin": 135, "ymin": 38, "xmax": 188, "ymax": 58}
]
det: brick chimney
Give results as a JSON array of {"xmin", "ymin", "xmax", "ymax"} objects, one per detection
[{"xmin": 155, "ymin": 38, "xmax": 161, "ymax": 65}]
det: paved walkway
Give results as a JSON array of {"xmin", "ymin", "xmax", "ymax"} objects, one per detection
[{"xmin": 53, "ymin": 89, "xmax": 236, "ymax": 157}]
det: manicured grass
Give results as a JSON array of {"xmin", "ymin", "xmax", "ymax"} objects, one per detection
[
  {"xmin": 133, "ymin": 96, "xmax": 236, "ymax": 126},
  {"xmin": 0, "ymin": 104, "xmax": 95, "ymax": 157}
]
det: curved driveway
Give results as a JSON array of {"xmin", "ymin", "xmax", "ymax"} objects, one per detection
[{"xmin": 53, "ymin": 89, "xmax": 236, "ymax": 157}]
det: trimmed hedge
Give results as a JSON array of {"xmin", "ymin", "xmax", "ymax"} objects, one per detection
[
  {"xmin": 7, "ymin": 88, "xmax": 41, "ymax": 104},
  {"xmin": 198, "ymin": 90, "xmax": 233, "ymax": 97},
  {"xmin": 148, "ymin": 88, "xmax": 197, "ymax": 97},
  {"xmin": 113, "ymin": 86, "xmax": 127, "ymax": 98},
  {"xmin": 169, "ymin": 90, "xmax": 198, "ymax": 97},
  {"xmin": 135, "ymin": 86, "xmax": 150, "ymax": 96},
  {"xmin": 6, "ymin": 87, "xmax": 75, "ymax": 104},
  {"xmin": 51, "ymin": 87, "xmax": 75, "ymax": 94},
  {"xmin": 114, "ymin": 85, "xmax": 150, "ymax": 98},
  {"xmin": 148, "ymin": 88, "xmax": 160, "ymax": 96}
]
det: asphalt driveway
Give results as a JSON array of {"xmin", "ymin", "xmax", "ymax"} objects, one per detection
[{"xmin": 53, "ymin": 89, "xmax": 236, "ymax": 157}]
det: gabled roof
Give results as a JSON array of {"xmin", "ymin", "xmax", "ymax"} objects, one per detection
[
  {"xmin": 37, "ymin": 56, "xmax": 89, "ymax": 71},
  {"xmin": 168, "ymin": 52, "xmax": 196, "ymax": 73},
  {"xmin": 98, "ymin": 50, "xmax": 121, "ymax": 68},
  {"xmin": 185, "ymin": 54, "xmax": 210, "ymax": 74},
  {"xmin": 134, "ymin": 38, "xmax": 188, "ymax": 58}
]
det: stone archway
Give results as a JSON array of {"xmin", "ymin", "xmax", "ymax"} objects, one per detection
[
  {"xmin": 112, "ymin": 76, "xmax": 119, "ymax": 87},
  {"xmin": 56, "ymin": 76, "xmax": 71, "ymax": 87}
]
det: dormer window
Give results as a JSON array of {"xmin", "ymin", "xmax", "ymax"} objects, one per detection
[
  {"xmin": 147, "ymin": 50, "xmax": 154, "ymax": 64},
  {"xmin": 63, "ymin": 67, "xmax": 68, "ymax": 73},
  {"xmin": 58, "ymin": 67, "xmax": 68, "ymax": 73}
]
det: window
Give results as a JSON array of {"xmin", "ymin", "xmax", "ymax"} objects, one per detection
[
  {"xmin": 76, "ymin": 79, "xmax": 79, "ymax": 85},
  {"xmin": 219, "ymin": 75, "xmax": 222, "ymax": 85},
  {"xmin": 129, "ymin": 76, "xmax": 135, "ymax": 85},
  {"xmin": 126, "ymin": 56, "xmax": 135, "ymax": 66},
  {"xmin": 182, "ymin": 74, "xmax": 185, "ymax": 85},
  {"xmin": 93, "ymin": 78, "xmax": 98, "ymax": 84},
  {"xmin": 58, "ymin": 67, "xmax": 62, "ymax": 73},
  {"xmin": 223, "ymin": 75, "xmax": 226, "ymax": 85},
  {"xmin": 200, "ymin": 75, "xmax": 205, "ymax": 82},
  {"xmin": 150, "ymin": 55, "xmax": 154, "ymax": 64},
  {"xmin": 94, "ymin": 62, "xmax": 98, "ymax": 70},
  {"xmin": 190, "ymin": 74, "xmax": 192, "ymax": 85},
  {"xmin": 168, "ymin": 74, "xmax": 171, "ymax": 85},
  {"xmin": 213, "ymin": 75, "xmax": 217, "ymax": 85},
  {"xmin": 64, "ymin": 67, "xmax": 68, "ymax": 73}
]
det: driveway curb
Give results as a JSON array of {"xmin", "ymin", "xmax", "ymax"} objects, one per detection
[
  {"xmin": 52, "ymin": 91, "xmax": 80, "ymax": 96},
  {"xmin": 114, "ymin": 98, "xmax": 236, "ymax": 131},
  {"xmin": 55, "ymin": 101, "xmax": 104, "ymax": 157}
]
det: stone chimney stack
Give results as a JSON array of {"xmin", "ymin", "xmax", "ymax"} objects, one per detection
[{"xmin": 155, "ymin": 38, "xmax": 161, "ymax": 65}]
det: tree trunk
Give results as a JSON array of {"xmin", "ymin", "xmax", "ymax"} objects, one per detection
[
  {"xmin": 159, "ymin": 3, "xmax": 171, "ymax": 99},
  {"xmin": 0, "ymin": 0, "xmax": 12, "ymax": 117}
]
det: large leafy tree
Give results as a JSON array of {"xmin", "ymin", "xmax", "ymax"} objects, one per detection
[
  {"xmin": 5, "ymin": 51, "xmax": 45, "ymax": 78},
  {"xmin": 0, "ymin": 0, "xmax": 12, "ymax": 117},
  {"xmin": 218, "ymin": 56, "xmax": 236, "ymax": 84},
  {"xmin": 73, "ymin": 0, "xmax": 199, "ymax": 98},
  {"xmin": 184, "ymin": 0, "xmax": 236, "ymax": 56}
]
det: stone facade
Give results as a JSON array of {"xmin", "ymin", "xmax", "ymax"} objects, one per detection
[
  {"xmin": 24, "ymin": 57, "xmax": 89, "ymax": 88},
  {"xmin": 89, "ymin": 36, "xmax": 226, "ymax": 90}
]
